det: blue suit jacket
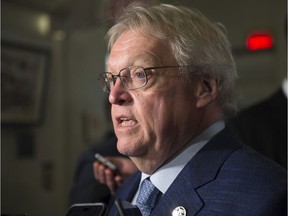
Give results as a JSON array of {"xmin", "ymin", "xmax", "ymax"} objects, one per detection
[{"xmin": 106, "ymin": 127, "xmax": 287, "ymax": 216}]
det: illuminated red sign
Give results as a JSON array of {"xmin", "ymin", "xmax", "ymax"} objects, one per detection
[{"xmin": 246, "ymin": 33, "xmax": 273, "ymax": 51}]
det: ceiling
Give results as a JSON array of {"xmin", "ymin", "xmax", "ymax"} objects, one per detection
[
  {"xmin": 2, "ymin": 0, "xmax": 107, "ymax": 29},
  {"xmin": 2, "ymin": 0, "xmax": 168, "ymax": 17},
  {"xmin": 2, "ymin": 0, "xmax": 148, "ymax": 25},
  {"xmin": 3, "ymin": 0, "xmax": 72, "ymax": 13}
]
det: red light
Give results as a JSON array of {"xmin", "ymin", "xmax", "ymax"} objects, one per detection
[{"xmin": 246, "ymin": 33, "xmax": 273, "ymax": 51}]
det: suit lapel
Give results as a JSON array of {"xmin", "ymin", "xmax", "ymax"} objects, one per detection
[
  {"xmin": 152, "ymin": 127, "xmax": 242, "ymax": 216},
  {"xmin": 190, "ymin": 127, "xmax": 241, "ymax": 188},
  {"xmin": 152, "ymin": 174, "xmax": 203, "ymax": 216}
]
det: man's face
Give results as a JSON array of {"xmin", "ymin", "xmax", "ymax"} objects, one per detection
[{"xmin": 107, "ymin": 29, "xmax": 201, "ymax": 172}]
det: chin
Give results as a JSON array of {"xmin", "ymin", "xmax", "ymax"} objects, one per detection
[
  {"xmin": 116, "ymin": 138, "xmax": 146, "ymax": 157},
  {"xmin": 116, "ymin": 138, "xmax": 133, "ymax": 155}
]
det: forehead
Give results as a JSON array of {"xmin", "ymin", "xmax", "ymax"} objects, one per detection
[{"xmin": 107, "ymin": 29, "xmax": 175, "ymax": 69}]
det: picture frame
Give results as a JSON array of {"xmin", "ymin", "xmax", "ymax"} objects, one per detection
[{"xmin": 1, "ymin": 42, "xmax": 49, "ymax": 125}]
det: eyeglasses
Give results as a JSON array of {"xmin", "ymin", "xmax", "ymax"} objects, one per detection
[{"xmin": 99, "ymin": 65, "xmax": 185, "ymax": 93}]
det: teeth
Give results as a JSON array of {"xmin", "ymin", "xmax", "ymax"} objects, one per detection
[{"xmin": 120, "ymin": 119, "xmax": 136, "ymax": 126}]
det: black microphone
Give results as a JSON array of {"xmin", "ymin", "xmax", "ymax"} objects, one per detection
[
  {"xmin": 114, "ymin": 199, "xmax": 125, "ymax": 216},
  {"xmin": 66, "ymin": 202, "xmax": 107, "ymax": 216},
  {"xmin": 114, "ymin": 199, "xmax": 142, "ymax": 216}
]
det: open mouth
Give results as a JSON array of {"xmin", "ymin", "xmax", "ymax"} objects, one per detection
[{"xmin": 117, "ymin": 117, "xmax": 137, "ymax": 127}]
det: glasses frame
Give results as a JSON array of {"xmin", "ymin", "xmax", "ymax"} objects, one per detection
[{"xmin": 99, "ymin": 65, "xmax": 187, "ymax": 93}]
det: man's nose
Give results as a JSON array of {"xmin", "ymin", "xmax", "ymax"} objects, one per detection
[{"xmin": 109, "ymin": 78, "xmax": 132, "ymax": 105}]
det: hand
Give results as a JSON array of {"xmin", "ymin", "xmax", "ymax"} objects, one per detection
[{"xmin": 93, "ymin": 156, "xmax": 138, "ymax": 194}]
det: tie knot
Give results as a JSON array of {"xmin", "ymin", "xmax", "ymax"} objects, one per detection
[{"xmin": 136, "ymin": 178, "xmax": 161, "ymax": 216}]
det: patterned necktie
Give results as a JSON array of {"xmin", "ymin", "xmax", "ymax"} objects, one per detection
[{"xmin": 136, "ymin": 178, "xmax": 161, "ymax": 216}]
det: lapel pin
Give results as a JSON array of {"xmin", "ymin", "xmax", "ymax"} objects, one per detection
[{"xmin": 172, "ymin": 206, "xmax": 186, "ymax": 216}]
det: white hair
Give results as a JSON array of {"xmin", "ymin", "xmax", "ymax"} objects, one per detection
[{"xmin": 106, "ymin": 3, "xmax": 238, "ymax": 118}]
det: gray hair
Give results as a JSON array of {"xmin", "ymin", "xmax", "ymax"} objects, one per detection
[{"xmin": 106, "ymin": 3, "xmax": 238, "ymax": 118}]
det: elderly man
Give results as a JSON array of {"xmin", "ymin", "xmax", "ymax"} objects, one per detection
[{"xmin": 96, "ymin": 3, "xmax": 286, "ymax": 216}]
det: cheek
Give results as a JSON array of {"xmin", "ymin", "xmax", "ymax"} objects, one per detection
[
  {"xmin": 133, "ymin": 93, "xmax": 163, "ymax": 134},
  {"xmin": 134, "ymin": 80, "xmax": 195, "ymax": 137},
  {"xmin": 137, "ymin": 93, "xmax": 172, "ymax": 134},
  {"xmin": 151, "ymin": 88, "xmax": 195, "ymax": 130},
  {"xmin": 136, "ymin": 99, "xmax": 159, "ymax": 130}
]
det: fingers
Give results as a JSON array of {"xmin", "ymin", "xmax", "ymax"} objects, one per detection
[
  {"xmin": 105, "ymin": 169, "xmax": 119, "ymax": 194},
  {"xmin": 93, "ymin": 161, "xmax": 119, "ymax": 194},
  {"xmin": 93, "ymin": 156, "xmax": 138, "ymax": 194},
  {"xmin": 93, "ymin": 161, "xmax": 106, "ymax": 184},
  {"xmin": 115, "ymin": 175, "xmax": 124, "ymax": 187}
]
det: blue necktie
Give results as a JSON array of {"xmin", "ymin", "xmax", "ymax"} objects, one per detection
[{"xmin": 136, "ymin": 178, "xmax": 161, "ymax": 216}]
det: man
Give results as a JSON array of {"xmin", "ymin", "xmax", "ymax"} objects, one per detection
[{"xmin": 95, "ymin": 3, "xmax": 286, "ymax": 216}]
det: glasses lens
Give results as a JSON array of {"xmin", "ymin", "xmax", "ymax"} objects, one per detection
[
  {"xmin": 100, "ymin": 67, "xmax": 148, "ymax": 93},
  {"xmin": 120, "ymin": 66, "xmax": 147, "ymax": 90},
  {"xmin": 100, "ymin": 73, "xmax": 112, "ymax": 93}
]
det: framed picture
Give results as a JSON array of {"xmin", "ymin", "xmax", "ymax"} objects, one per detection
[{"xmin": 1, "ymin": 42, "xmax": 49, "ymax": 124}]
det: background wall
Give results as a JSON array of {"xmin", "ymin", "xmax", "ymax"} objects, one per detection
[{"xmin": 1, "ymin": 0, "xmax": 286, "ymax": 215}]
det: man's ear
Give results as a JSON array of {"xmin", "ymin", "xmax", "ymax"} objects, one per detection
[{"xmin": 196, "ymin": 79, "xmax": 219, "ymax": 108}]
